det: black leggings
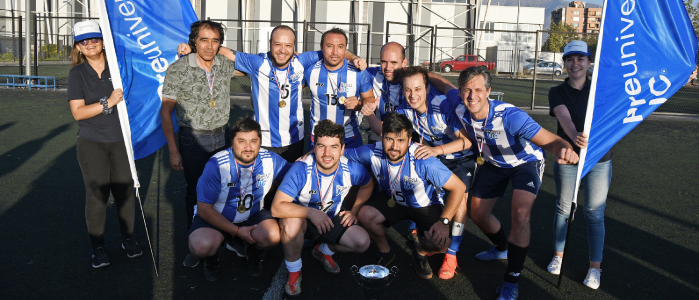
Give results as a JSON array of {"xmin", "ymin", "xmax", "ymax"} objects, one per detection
[{"xmin": 77, "ymin": 138, "xmax": 135, "ymax": 248}]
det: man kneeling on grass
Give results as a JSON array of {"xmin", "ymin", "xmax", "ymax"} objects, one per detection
[{"xmin": 271, "ymin": 119, "xmax": 374, "ymax": 297}]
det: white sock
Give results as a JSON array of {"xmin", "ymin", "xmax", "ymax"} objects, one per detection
[
  {"xmin": 319, "ymin": 243, "xmax": 335, "ymax": 256},
  {"xmin": 451, "ymin": 222, "xmax": 464, "ymax": 236},
  {"xmin": 285, "ymin": 258, "xmax": 302, "ymax": 273}
]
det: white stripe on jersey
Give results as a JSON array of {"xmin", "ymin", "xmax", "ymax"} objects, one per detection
[{"xmin": 257, "ymin": 62, "xmax": 272, "ymax": 145}]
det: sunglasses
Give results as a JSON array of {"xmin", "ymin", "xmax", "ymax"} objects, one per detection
[{"xmin": 79, "ymin": 38, "xmax": 102, "ymax": 46}]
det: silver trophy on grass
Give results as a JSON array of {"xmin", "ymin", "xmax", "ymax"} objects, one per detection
[{"xmin": 350, "ymin": 264, "xmax": 398, "ymax": 299}]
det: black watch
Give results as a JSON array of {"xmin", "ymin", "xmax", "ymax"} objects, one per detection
[{"xmin": 440, "ymin": 218, "xmax": 450, "ymax": 225}]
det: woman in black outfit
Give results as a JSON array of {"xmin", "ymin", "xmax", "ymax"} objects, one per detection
[{"xmin": 67, "ymin": 20, "xmax": 142, "ymax": 268}]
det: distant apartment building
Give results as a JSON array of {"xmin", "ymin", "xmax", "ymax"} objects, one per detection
[{"xmin": 550, "ymin": 1, "xmax": 602, "ymax": 33}]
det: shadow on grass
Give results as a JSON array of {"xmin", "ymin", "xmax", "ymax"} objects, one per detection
[{"xmin": 0, "ymin": 123, "xmax": 71, "ymax": 180}]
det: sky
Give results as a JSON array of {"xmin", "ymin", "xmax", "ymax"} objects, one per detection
[{"xmin": 585, "ymin": 0, "xmax": 605, "ymax": 6}]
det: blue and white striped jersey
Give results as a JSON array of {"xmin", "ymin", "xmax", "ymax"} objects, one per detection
[
  {"xmin": 454, "ymin": 95, "xmax": 545, "ymax": 168},
  {"xmin": 366, "ymin": 67, "xmax": 403, "ymax": 120},
  {"xmin": 395, "ymin": 88, "xmax": 475, "ymax": 160},
  {"xmin": 344, "ymin": 143, "xmax": 453, "ymax": 208},
  {"xmin": 235, "ymin": 51, "xmax": 322, "ymax": 147},
  {"xmin": 195, "ymin": 148, "xmax": 291, "ymax": 223},
  {"xmin": 305, "ymin": 59, "xmax": 373, "ymax": 143},
  {"xmin": 277, "ymin": 155, "xmax": 371, "ymax": 218}
]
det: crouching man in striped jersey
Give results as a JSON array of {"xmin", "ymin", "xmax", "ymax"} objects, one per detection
[{"xmin": 271, "ymin": 120, "xmax": 374, "ymax": 298}]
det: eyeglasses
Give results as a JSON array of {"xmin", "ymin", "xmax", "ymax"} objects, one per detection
[{"xmin": 78, "ymin": 38, "xmax": 102, "ymax": 46}]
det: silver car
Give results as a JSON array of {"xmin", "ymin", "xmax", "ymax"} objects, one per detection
[{"xmin": 525, "ymin": 61, "xmax": 563, "ymax": 76}]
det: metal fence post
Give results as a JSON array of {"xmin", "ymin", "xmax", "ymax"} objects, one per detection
[
  {"xmin": 531, "ymin": 30, "xmax": 540, "ymax": 110},
  {"xmin": 33, "ymin": 13, "xmax": 38, "ymax": 76},
  {"xmin": 19, "ymin": 15, "xmax": 23, "ymax": 75}
]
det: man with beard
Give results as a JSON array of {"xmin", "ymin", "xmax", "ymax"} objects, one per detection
[
  {"xmin": 187, "ymin": 117, "xmax": 291, "ymax": 281},
  {"xmin": 305, "ymin": 28, "xmax": 375, "ymax": 148},
  {"xmin": 271, "ymin": 120, "xmax": 374, "ymax": 298},
  {"xmin": 347, "ymin": 113, "xmax": 467, "ymax": 280},
  {"xmin": 177, "ymin": 25, "xmax": 366, "ymax": 162},
  {"xmin": 430, "ymin": 66, "xmax": 579, "ymax": 300}
]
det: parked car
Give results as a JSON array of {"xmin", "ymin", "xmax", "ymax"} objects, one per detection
[
  {"xmin": 438, "ymin": 55, "xmax": 496, "ymax": 73},
  {"xmin": 525, "ymin": 61, "xmax": 563, "ymax": 76},
  {"xmin": 522, "ymin": 58, "xmax": 544, "ymax": 69}
]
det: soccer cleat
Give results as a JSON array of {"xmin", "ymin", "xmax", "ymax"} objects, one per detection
[
  {"xmin": 412, "ymin": 250, "xmax": 433, "ymax": 279},
  {"xmin": 495, "ymin": 282, "xmax": 519, "ymax": 300},
  {"xmin": 246, "ymin": 247, "xmax": 264, "ymax": 277},
  {"xmin": 547, "ymin": 256, "xmax": 562, "ymax": 275},
  {"xmin": 121, "ymin": 237, "xmax": 143, "ymax": 258},
  {"xmin": 408, "ymin": 229, "xmax": 420, "ymax": 247},
  {"xmin": 285, "ymin": 271, "xmax": 302, "ymax": 298},
  {"xmin": 225, "ymin": 237, "xmax": 247, "ymax": 258},
  {"xmin": 182, "ymin": 253, "xmax": 200, "ymax": 268},
  {"xmin": 91, "ymin": 247, "xmax": 110, "ymax": 269},
  {"xmin": 377, "ymin": 251, "xmax": 396, "ymax": 267},
  {"xmin": 203, "ymin": 254, "xmax": 220, "ymax": 282},
  {"xmin": 583, "ymin": 268, "xmax": 602, "ymax": 289},
  {"xmin": 312, "ymin": 244, "xmax": 340, "ymax": 274},
  {"xmin": 475, "ymin": 246, "xmax": 508, "ymax": 261},
  {"xmin": 438, "ymin": 253, "xmax": 458, "ymax": 280}
]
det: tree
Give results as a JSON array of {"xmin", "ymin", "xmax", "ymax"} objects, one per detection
[
  {"xmin": 685, "ymin": 0, "xmax": 699, "ymax": 40},
  {"xmin": 543, "ymin": 22, "xmax": 577, "ymax": 52}
]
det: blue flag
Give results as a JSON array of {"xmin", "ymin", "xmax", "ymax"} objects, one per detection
[
  {"xmin": 583, "ymin": 0, "xmax": 698, "ymax": 177},
  {"xmin": 104, "ymin": 0, "xmax": 198, "ymax": 159}
]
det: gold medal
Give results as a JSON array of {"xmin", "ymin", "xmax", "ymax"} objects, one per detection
[
  {"xmin": 387, "ymin": 197, "xmax": 396, "ymax": 208},
  {"xmin": 476, "ymin": 156, "xmax": 485, "ymax": 165},
  {"xmin": 209, "ymin": 98, "xmax": 216, "ymax": 108},
  {"xmin": 279, "ymin": 100, "xmax": 286, "ymax": 108},
  {"xmin": 338, "ymin": 96, "xmax": 346, "ymax": 105},
  {"xmin": 237, "ymin": 204, "xmax": 246, "ymax": 213}
]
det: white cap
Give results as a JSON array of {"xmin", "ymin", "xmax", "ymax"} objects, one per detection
[
  {"xmin": 563, "ymin": 40, "xmax": 590, "ymax": 58},
  {"xmin": 74, "ymin": 20, "xmax": 102, "ymax": 42}
]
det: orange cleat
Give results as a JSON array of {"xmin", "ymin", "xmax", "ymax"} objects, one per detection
[{"xmin": 438, "ymin": 253, "xmax": 459, "ymax": 280}]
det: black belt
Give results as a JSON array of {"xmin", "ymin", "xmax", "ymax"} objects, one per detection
[{"xmin": 180, "ymin": 126, "xmax": 226, "ymax": 134}]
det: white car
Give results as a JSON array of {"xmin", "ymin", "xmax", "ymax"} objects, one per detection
[{"xmin": 525, "ymin": 61, "xmax": 563, "ymax": 76}]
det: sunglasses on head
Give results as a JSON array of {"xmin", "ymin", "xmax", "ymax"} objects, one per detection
[{"xmin": 79, "ymin": 38, "xmax": 102, "ymax": 46}]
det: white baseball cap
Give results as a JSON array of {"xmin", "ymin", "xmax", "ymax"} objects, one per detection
[
  {"xmin": 74, "ymin": 20, "xmax": 102, "ymax": 42},
  {"xmin": 563, "ymin": 40, "xmax": 590, "ymax": 58}
]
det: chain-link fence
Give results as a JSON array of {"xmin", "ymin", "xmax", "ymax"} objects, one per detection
[
  {"xmin": 386, "ymin": 22, "xmax": 433, "ymax": 69},
  {"xmin": 0, "ymin": 15, "xmax": 24, "ymax": 76}
]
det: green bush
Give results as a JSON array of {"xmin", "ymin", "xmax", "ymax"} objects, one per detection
[{"xmin": 0, "ymin": 52, "xmax": 15, "ymax": 61}]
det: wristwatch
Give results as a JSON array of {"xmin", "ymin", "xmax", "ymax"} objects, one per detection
[{"xmin": 440, "ymin": 217, "xmax": 450, "ymax": 225}]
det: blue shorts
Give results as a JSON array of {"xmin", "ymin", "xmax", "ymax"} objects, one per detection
[
  {"xmin": 439, "ymin": 155, "xmax": 477, "ymax": 193},
  {"xmin": 472, "ymin": 160, "xmax": 545, "ymax": 199},
  {"xmin": 188, "ymin": 208, "xmax": 275, "ymax": 237}
]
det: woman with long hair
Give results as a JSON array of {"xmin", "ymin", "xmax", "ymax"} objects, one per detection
[{"xmin": 67, "ymin": 20, "xmax": 142, "ymax": 268}]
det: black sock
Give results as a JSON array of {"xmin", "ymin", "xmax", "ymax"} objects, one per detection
[
  {"xmin": 484, "ymin": 227, "xmax": 508, "ymax": 252},
  {"xmin": 504, "ymin": 243, "xmax": 528, "ymax": 284}
]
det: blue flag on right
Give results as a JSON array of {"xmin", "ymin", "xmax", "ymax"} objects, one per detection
[{"xmin": 582, "ymin": 0, "xmax": 698, "ymax": 177}]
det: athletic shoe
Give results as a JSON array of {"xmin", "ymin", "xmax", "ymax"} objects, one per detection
[
  {"xmin": 225, "ymin": 237, "xmax": 247, "ymax": 258},
  {"xmin": 91, "ymin": 247, "xmax": 110, "ymax": 269},
  {"xmin": 475, "ymin": 246, "xmax": 508, "ymax": 261},
  {"xmin": 495, "ymin": 282, "xmax": 519, "ymax": 300},
  {"xmin": 377, "ymin": 250, "xmax": 396, "ymax": 267},
  {"xmin": 183, "ymin": 253, "xmax": 200, "ymax": 268},
  {"xmin": 408, "ymin": 228, "xmax": 420, "ymax": 247},
  {"xmin": 547, "ymin": 256, "xmax": 562, "ymax": 275},
  {"xmin": 121, "ymin": 237, "xmax": 143, "ymax": 258},
  {"xmin": 412, "ymin": 249, "xmax": 433, "ymax": 279},
  {"xmin": 285, "ymin": 271, "xmax": 302, "ymax": 298},
  {"xmin": 203, "ymin": 254, "xmax": 220, "ymax": 282},
  {"xmin": 246, "ymin": 247, "xmax": 264, "ymax": 277},
  {"xmin": 312, "ymin": 244, "xmax": 340, "ymax": 274},
  {"xmin": 583, "ymin": 268, "xmax": 602, "ymax": 289},
  {"xmin": 438, "ymin": 253, "xmax": 458, "ymax": 280}
]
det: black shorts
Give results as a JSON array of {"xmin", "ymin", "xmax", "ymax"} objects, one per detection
[
  {"xmin": 304, "ymin": 215, "xmax": 353, "ymax": 245},
  {"xmin": 472, "ymin": 160, "xmax": 545, "ymax": 199},
  {"xmin": 366, "ymin": 192, "xmax": 443, "ymax": 232},
  {"xmin": 439, "ymin": 155, "xmax": 477, "ymax": 193},
  {"xmin": 188, "ymin": 209, "xmax": 275, "ymax": 237},
  {"xmin": 262, "ymin": 139, "xmax": 305, "ymax": 163}
]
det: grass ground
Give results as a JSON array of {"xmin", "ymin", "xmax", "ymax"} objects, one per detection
[{"xmin": 1, "ymin": 88, "xmax": 698, "ymax": 299}]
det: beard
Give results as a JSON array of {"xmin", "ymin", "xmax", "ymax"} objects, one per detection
[
  {"xmin": 234, "ymin": 151, "xmax": 257, "ymax": 165},
  {"xmin": 270, "ymin": 53, "xmax": 293, "ymax": 68}
]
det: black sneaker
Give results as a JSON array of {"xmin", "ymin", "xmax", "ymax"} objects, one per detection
[
  {"xmin": 183, "ymin": 253, "xmax": 200, "ymax": 268},
  {"xmin": 92, "ymin": 246, "xmax": 110, "ymax": 269},
  {"xmin": 225, "ymin": 237, "xmax": 247, "ymax": 258},
  {"xmin": 246, "ymin": 247, "xmax": 265, "ymax": 277},
  {"xmin": 377, "ymin": 250, "xmax": 396, "ymax": 267},
  {"xmin": 412, "ymin": 249, "xmax": 433, "ymax": 279},
  {"xmin": 408, "ymin": 229, "xmax": 420, "ymax": 248},
  {"xmin": 121, "ymin": 237, "xmax": 143, "ymax": 258},
  {"xmin": 204, "ymin": 254, "xmax": 220, "ymax": 281}
]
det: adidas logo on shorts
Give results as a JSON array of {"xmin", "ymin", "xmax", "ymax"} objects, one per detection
[{"xmin": 527, "ymin": 182, "xmax": 535, "ymax": 188}]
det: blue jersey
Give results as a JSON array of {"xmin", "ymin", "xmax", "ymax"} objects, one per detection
[
  {"xmin": 235, "ymin": 51, "xmax": 322, "ymax": 147},
  {"xmin": 395, "ymin": 88, "xmax": 475, "ymax": 160},
  {"xmin": 454, "ymin": 96, "xmax": 545, "ymax": 168},
  {"xmin": 305, "ymin": 59, "xmax": 373, "ymax": 143},
  {"xmin": 196, "ymin": 148, "xmax": 291, "ymax": 223},
  {"xmin": 344, "ymin": 143, "xmax": 453, "ymax": 208},
  {"xmin": 278, "ymin": 155, "xmax": 371, "ymax": 218},
  {"xmin": 366, "ymin": 67, "xmax": 403, "ymax": 120}
]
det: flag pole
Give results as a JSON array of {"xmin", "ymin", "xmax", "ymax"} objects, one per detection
[
  {"xmin": 556, "ymin": 0, "xmax": 608, "ymax": 288},
  {"xmin": 97, "ymin": 0, "xmax": 158, "ymax": 277}
]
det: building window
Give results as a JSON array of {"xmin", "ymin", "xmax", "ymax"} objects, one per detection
[
  {"xmin": 573, "ymin": 17, "xmax": 579, "ymax": 21},
  {"xmin": 588, "ymin": 30, "xmax": 593, "ymax": 33},
  {"xmin": 574, "ymin": 11, "xmax": 580, "ymax": 15},
  {"xmin": 596, "ymin": 11, "xmax": 602, "ymax": 16},
  {"xmin": 573, "ymin": 23, "xmax": 579, "ymax": 27}
]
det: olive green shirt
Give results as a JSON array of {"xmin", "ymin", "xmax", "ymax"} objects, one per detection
[{"xmin": 162, "ymin": 53, "xmax": 234, "ymax": 130}]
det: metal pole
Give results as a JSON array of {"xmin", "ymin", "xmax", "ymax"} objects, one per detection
[
  {"xmin": 33, "ymin": 13, "xmax": 37, "ymax": 76},
  {"xmin": 18, "ymin": 15, "xmax": 23, "ymax": 75},
  {"xmin": 557, "ymin": 201, "xmax": 578, "ymax": 288},
  {"xmin": 530, "ymin": 30, "xmax": 540, "ymax": 110},
  {"xmin": 25, "ymin": 0, "xmax": 31, "ymax": 77}
]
